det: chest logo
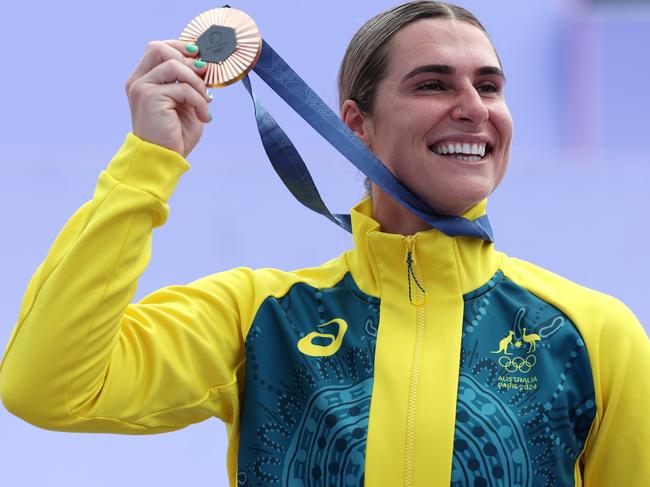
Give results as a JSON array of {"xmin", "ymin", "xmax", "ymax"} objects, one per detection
[
  {"xmin": 490, "ymin": 309, "xmax": 544, "ymax": 391},
  {"xmin": 297, "ymin": 318, "xmax": 348, "ymax": 357},
  {"xmin": 491, "ymin": 328, "xmax": 542, "ymax": 374}
]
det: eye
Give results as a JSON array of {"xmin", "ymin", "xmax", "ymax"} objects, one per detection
[
  {"xmin": 416, "ymin": 80, "xmax": 446, "ymax": 91},
  {"xmin": 476, "ymin": 81, "xmax": 501, "ymax": 95}
]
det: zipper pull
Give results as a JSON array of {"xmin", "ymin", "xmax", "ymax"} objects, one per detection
[{"xmin": 405, "ymin": 236, "xmax": 427, "ymax": 307}]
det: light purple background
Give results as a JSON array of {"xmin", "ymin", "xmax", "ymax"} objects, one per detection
[{"xmin": 1, "ymin": 0, "xmax": 648, "ymax": 485}]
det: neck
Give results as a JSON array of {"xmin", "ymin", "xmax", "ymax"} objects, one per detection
[
  {"xmin": 347, "ymin": 198, "xmax": 501, "ymax": 300},
  {"xmin": 370, "ymin": 185, "xmax": 471, "ymax": 235}
]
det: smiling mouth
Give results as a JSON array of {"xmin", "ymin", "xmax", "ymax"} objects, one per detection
[{"xmin": 429, "ymin": 142, "xmax": 491, "ymax": 162}]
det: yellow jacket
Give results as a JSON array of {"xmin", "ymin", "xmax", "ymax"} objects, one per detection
[{"xmin": 1, "ymin": 134, "xmax": 649, "ymax": 486}]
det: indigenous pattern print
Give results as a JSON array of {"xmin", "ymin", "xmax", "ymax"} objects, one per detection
[
  {"xmin": 237, "ymin": 274, "xmax": 379, "ymax": 486},
  {"xmin": 452, "ymin": 271, "xmax": 596, "ymax": 487},
  {"xmin": 237, "ymin": 270, "xmax": 596, "ymax": 487}
]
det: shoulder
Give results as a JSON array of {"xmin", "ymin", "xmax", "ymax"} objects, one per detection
[
  {"xmin": 500, "ymin": 255, "xmax": 642, "ymax": 338},
  {"xmin": 499, "ymin": 254, "xmax": 648, "ymax": 391},
  {"xmin": 500, "ymin": 254, "xmax": 649, "ymax": 413},
  {"xmin": 253, "ymin": 252, "xmax": 353, "ymax": 296},
  {"xmin": 184, "ymin": 252, "xmax": 352, "ymax": 308}
]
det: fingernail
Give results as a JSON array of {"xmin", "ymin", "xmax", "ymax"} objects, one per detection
[
  {"xmin": 185, "ymin": 44, "xmax": 198, "ymax": 53},
  {"xmin": 208, "ymin": 112, "xmax": 213, "ymax": 122},
  {"xmin": 207, "ymin": 91, "xmax": 213, "ymax": 101},
  {"xmin": 194, "ymin": 59, "xmax": 206, "ymax": 69}
]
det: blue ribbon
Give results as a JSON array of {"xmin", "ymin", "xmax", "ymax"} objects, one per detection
[{"xmin": 242, "ymin": 40, "xmax": 494, "ymax": 242}]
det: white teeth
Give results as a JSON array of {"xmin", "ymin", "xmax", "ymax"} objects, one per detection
[{"xmin": 431, "ymin": 141, "xmax": 488, "ymax": 158}]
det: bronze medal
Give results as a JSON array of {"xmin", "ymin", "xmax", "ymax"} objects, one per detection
[{"xmin": 180, "ymin": 7, "xmax": 262, "ymax": 88}]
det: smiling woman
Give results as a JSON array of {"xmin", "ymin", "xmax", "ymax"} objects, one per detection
[
  {"xmin": 0, "ymin": 1, "xmax": 648, "ymax": 487},
  {"xmin": 341, "ymin": 14, "xmax": 513, "ymax": 233}
]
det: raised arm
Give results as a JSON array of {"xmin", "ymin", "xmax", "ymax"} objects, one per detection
[{"xmin": 0, "ymin": 41, "xmax": 248, "ymax": 434}]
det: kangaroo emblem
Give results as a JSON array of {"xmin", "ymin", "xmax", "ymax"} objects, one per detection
[
  {"xmin": 491, "ymin": 330, "xmax": 515, "ymax": 355},
  {"xmin": 522, "ymin": 328, "xmax": 541, "ymax": 353}
]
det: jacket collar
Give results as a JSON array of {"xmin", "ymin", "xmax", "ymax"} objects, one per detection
[{"xmin": 345, "ymin": 198, "xmax": 502, "ymax": 299}]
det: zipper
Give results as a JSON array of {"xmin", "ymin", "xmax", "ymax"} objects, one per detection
[
  {"xmin": 404, "ymin": 236, "xmax": 427, "ymax": 487},
  {"xmin": 405, "ymin": 236, "xmax": 427, "ymax": 307}
]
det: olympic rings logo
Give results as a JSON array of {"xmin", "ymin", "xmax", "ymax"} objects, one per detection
[{"xmin": 498, "ymin": 354, "xmax": 536, "ymax": 373}]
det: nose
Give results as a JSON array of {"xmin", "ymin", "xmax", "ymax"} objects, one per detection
[{"xmin": 452, "ymin": 86, "xmax": 489, "ymax": 125}]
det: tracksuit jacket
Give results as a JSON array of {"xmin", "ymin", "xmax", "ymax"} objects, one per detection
[{"xmin": 1, "ymin": 133, "xmax": 649, "ymax": 486}]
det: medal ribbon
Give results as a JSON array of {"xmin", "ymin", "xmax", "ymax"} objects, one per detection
[{"xmin": 242, "ymin": 40, "xmax": 494, "ymax": 241}]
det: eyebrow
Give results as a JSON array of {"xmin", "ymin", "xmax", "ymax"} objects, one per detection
[{"xmin": 400, "ymin": 64, "xmax": 506, "ymax": 83}]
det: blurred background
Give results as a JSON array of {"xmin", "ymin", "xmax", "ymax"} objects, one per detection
[{"xmin": 1, "ymin": 0, "xmax": 648, "ymax": 484}]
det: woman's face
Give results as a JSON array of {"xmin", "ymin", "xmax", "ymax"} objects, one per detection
[{"xmin": 357, "ymin": 19, "xmax": 513, "ymax": 216}]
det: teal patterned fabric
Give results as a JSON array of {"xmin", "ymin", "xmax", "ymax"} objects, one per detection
[
  {"xmin": 236, "ymin": 270, "xmax": 596, "ymax": 486},
  {"xmin": 452, "ymin": 271, "xmax": 596, "ymax": 486},
  {"xmin": 237, "ymin": 274, "xmax": 379, "ymax": 486}
]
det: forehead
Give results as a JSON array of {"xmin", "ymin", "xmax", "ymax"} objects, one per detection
[{"xmin": 384, "ymin": 18, "xmax": 500, "ymax": 77}]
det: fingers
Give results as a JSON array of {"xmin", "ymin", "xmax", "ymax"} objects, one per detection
[
  {"xmin": 165, "ymin": 39, "xmax": 202, "ymax": 58},
  {"xmin": 126, "ymin": 40, "xmax": 209, "ymax": 99},
  {"xmin": 129, "ymin": 59, "xmax": 212, "ymax": 122},
  {"xmin": 140, "ymin": 57, "xmax": 209, "ymax": 97},
  {"xmin": 151, "ymin": 83, "xmax": 212, "ymax": 123}
]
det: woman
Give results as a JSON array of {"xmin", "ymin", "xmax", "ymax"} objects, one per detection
[{"xmin": 1, "ymin": 1, "xmax": 648, "ymax": 486}]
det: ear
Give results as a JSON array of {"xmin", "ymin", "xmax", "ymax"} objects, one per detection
[{"xmin": 341, "ymin": 99, "xmax": 373, "ymax": 145}]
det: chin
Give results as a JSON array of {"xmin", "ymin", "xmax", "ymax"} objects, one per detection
[{"xmin": 423, "ymin": 179, "xmax": 494, "ymax": 216}]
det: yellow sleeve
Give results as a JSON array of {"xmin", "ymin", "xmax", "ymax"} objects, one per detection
[
  {"xmin": 0, "ymin": 134, "xmax": 247, "ymax": 434},
  {"xmin": 581, "ymin": 298, "xmax": 650, "ymax": 485}
]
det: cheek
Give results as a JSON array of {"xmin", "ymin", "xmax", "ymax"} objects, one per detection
[
  {"xmin": 492, "ymin": 105, "xmax": 514, "ymax": 144},
  {"xmin": 491, "ymin": 108, "xmax": 513, "ymax": 187},
  {"xmin": 368, "ymin": 110, "xmax": 414, "ymax": 157}
]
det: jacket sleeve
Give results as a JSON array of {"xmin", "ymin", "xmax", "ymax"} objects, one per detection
[
  {"xmin": 582, "ymin": 298, "xmax": 650, "ymax": 485},
  {"xmin": 0, "ymin": 134, "xmax": 247, "ymax": 434}
]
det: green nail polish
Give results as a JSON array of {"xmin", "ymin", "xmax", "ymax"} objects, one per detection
[
  {"xmin": 185, "ymin": 44, "xmax": 198, "ymax": 53},
  {"xmin": 208, "ymin": 112, "xmax": 213, "ymax": 122},
  {"xmin": 194, "ymin": 59, "xmax": 206, "ymax": 68}
]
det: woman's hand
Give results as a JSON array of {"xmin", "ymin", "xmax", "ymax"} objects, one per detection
[{"xmin": 126, "ymin": 40, "xmax": 213, "ymax": 158}]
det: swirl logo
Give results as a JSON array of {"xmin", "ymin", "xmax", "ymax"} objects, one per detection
[{"xmin": 297, "ymin": 319, "xmax": 348, "ymax": 357}]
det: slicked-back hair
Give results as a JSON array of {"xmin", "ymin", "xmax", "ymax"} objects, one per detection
[{"xmin": 338, "ymin": 1, "xmax": 496, "ymax": 115}]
